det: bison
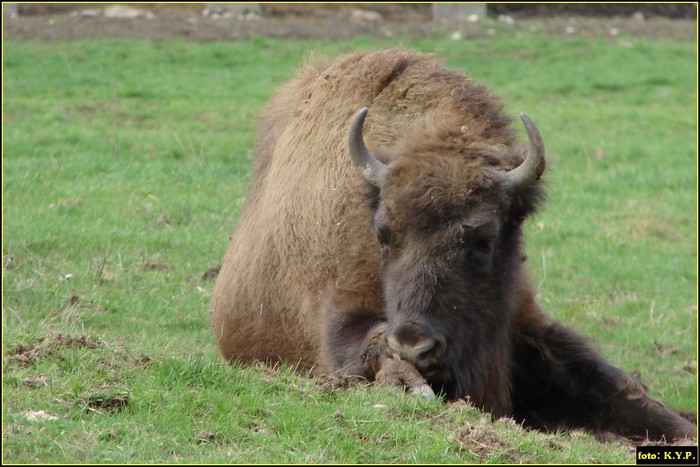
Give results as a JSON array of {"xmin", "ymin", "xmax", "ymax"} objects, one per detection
[{"xmin": 211, "ymin": 49, "xmax": 695, "ymax": 441}]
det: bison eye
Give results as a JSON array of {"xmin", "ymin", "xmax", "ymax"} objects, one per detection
[
  {"xmin": 474, "ymin": 238, "xmax": 494, "ymax": 253},
  {"xmin": 465, "ymin": 236, "xmax": 496, "ymax": 273}
]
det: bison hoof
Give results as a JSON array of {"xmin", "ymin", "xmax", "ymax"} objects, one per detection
[
  {"xmin": 410, "ymin": 384, "xmax": 436, "ymax": 400},
  {"xmin": 376, "ymin": 357, "xmax": 434, "ymax": 399}
]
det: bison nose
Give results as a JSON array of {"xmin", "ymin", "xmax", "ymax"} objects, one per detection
[{"xmin": 387, "ymin": 321, "xmax": 446, "ymax": 369}]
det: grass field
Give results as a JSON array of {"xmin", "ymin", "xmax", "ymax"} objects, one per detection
[{"xmin": 3, "ymin": 30, "xmax": 697, "ymax": 463}]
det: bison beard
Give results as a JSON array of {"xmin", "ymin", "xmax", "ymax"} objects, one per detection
[{"xmin": 211, "ymin": 49, "xmax": 696, "ymax": 442}]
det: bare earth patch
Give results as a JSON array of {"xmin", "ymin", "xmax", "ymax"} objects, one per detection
[
  {"xmin": 317, "ymin": 372, "xmax": 371, "ymax": 391},
  {"xmin": 454, "ymin": 422, "xmax": 518, "ymax": 462},
  {"xmin": 5, "ymin": 329, "xmax": 102, "ymax": 366},
  {"xmin": 81, "ymin": 385, "xmax": 131, "ymax": 413}
]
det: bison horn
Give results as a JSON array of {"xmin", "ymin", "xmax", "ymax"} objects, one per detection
[
  {"xmin": 348, "ymin": 107, "xmax": 387, "ymax": 188},
  {"xmin": 503, "ymin": 112, "xmax": 546, "ymax": 192}
]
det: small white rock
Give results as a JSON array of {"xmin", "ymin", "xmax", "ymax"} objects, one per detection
[
  {"xmin": 498, "ymin": 15, "xmax": 514, "ymax": 25},
  {"xmin": 23, "ymin": 410, "xmax": 58, "ymax": 422},
  {"xmin": 467, "ymin": 14, "xmax": 479, "ymax": 23},
  {"xmin": 565, "ymin": 26, "xmax": 576, "ymax": 35},
  {"xmin": 450, "ymin": 31, "xmax": 462, "ymax": 41},
  {"xmin": 104, "ymin": 5, "xmax": 154, "ymax": 19},
  {"xmin": 350, "ymin": 9, "xmax": 383, "ymax": 23}
]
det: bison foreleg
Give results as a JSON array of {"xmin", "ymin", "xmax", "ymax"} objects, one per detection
[
  {"xmin": 375, "ymin": 357, "xmax": 435, "ymax": 399},
  {"xmin": 323, "ymin": 308, "xmax": 435, "ymax": 398},
  {"xmin": 361, "ymin": 323, "xmax": 435, "ymax": 398},
  {"xmin": 511, "ymin": 317, "xmax": 696, "ymax": 441},
  {"xmin": 323, "ymin": 307, "xmax": 390, "ymax": 379}
]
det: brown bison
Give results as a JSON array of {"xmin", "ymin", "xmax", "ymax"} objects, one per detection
[{"xmin": 211, "ymin": 49, "xmax": 695, "ymax": 441}]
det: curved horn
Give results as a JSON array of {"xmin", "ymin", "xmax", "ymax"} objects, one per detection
[
  {"xmin": 503, "ymin": 112, "xmax": 546, "ymax": 192},
  {"xmin": 348, "ymin": 107, "xmax": 387, "ymax": 188}
]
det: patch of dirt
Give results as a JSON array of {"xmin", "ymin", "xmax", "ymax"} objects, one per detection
[
  {"xmin": 5, "ymin": 330, "xmax": 102, "ymax": 366},
  {"xmin": 5, "ymin": 344, "xmax": 53, "ymax": 367},
  {"xmin": 195, "ymin": 430, "xmax": 226, "ymax": 445},
  {"xmin": 5, "ymin": 329, "xmax": 152, "ymax": 373},
  {"xmin": 3, "ymin": 4, "xmax": 696, "ymax": 42},
  {"xmin": 142, "ymin": 262, "xmax": 172, "ymax": 271},
  {"xmin": 201, "ymin": 265, "xmax": 221, "ymax": 281},
  {"xmin": 133, "ymin": 354, "xmax": 152, "ymax": 368},
  {"xmin": 317, "ymin": 372, "xmax": 370, "ymax": 391},
  {"xmin": 43, "ymin": 329, "xmax": 101, "ymax": 348},
  {"xmin": 23, "ymin": 375, "xmax": 51, "ymax": 388},
  {"xmin": 454, "ymin": 423, "xmax": 518, "ymax": 462},
  {"xmin": 81, "ymin": 385, "xmax": 130, "ymax": 412}
]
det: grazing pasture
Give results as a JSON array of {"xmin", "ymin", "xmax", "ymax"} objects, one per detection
[{"xmin": 3, "ymin": 31, "xmax": 696, "ymax": 463}]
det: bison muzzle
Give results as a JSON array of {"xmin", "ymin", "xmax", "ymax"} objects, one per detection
[{"xmin": 211, "ymin": 49, "xmax": 696, "ymax": 442}]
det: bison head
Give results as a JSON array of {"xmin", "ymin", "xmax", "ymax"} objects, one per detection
[{"xmin": 348, "ymin": 108, "xmax": 546, "ymax": 406}]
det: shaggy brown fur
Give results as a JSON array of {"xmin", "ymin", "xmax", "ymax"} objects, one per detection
[{"xmin": 211, "ymin": 49, "xmax": 695, "ymax": 441}]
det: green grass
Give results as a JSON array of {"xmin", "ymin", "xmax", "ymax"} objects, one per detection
[{"xmin": 3, "ymin": 31, "xmax": 697, "ymax": 463}]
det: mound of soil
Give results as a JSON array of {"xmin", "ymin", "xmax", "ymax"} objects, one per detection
[
  {"xmin": 454, "ymin": 423, "xmax": 518, "ymax": 461},
  {"xmin": 5, "ymin": 330, "xmax": 102, "ymax": 366}
]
